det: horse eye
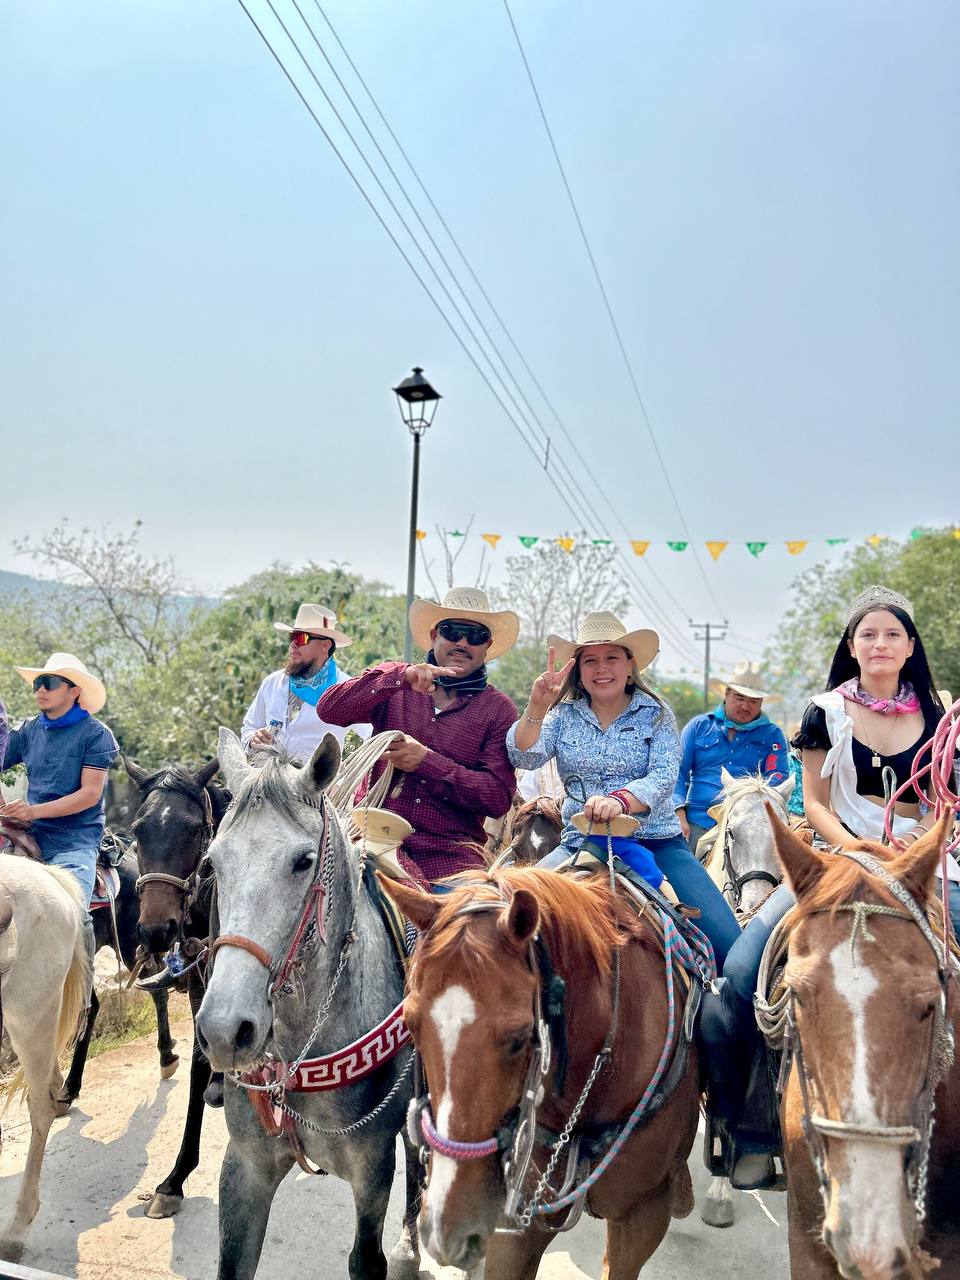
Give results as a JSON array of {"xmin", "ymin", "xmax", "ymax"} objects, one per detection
[
  {"xmin": 504, "ymin": 1029, "xmax": 532, "ymax": 1057},
  {"xmin": 292, "ymin": 852, "xmax": 315, "ymax": 874}
]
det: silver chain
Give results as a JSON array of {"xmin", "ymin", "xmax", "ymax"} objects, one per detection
[{"xmin": 276, "ymin": 1048, "xmax": 415, "ymax": 1137}]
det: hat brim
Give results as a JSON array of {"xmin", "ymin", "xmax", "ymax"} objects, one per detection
[
  {"xmin": 273, "ymin": 622, "xmax": 352, "ymax": 648},
  {"xmin": 15, "ymin": 664, "xmax": 106, "ymax": 715},
  {"xmin": 711, "ymin": 679, "xmax": 776, "ymax": 702},
  {"xmin": 408, "ymin": 600, "xmax": 519, "ymax": 661},
  {"xmin": 547, "ymin": 628, "xmax": 660, "ymax": 673}
]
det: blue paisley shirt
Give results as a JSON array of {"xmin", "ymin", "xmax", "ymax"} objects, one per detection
[{"xmin": 506, "ymin": 691, "xmax": 682, "ymax": 848}]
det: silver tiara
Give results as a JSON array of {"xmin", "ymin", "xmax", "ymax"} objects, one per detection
[{"xmin": 846, "ymin": 584, "xmax": 914, "ymax": 626}]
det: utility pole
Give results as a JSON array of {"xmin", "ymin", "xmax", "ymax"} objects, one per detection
[{"xmin": 689, "ymin": 619, "xmax": 728, "ymax": 710}]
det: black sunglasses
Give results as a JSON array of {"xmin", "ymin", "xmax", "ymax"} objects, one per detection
[
  {"xmin": 33, "ymin": 674, "xmax": 76, "ymax": 692},
  {"xmin": 437, "ymin": 619, "xmax": 492, "ymax": 647}
]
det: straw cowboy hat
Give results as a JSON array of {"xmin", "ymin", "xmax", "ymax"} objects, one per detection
[
  {"xmin": 547, "ymin": 611, "xmax": 660, "ymax": 672},
  {"xmin": 14, "ymin": 652, "xmax": 106, "ymax": 715},
  {"xmin": 273, "ymin": 602, "xmax": 352, "ymax": 648},
  {"xmin": 409, "ymin": 587, "xmax": 520, "ymax": 661},
  {"xmin": 712, "ymin": 660, "xmax": 774, "ymax": 701}
]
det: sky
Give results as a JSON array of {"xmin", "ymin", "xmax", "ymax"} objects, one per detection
[{"xmin": 1, "ymin": 0, "xmax": 957, "ymax": 682}]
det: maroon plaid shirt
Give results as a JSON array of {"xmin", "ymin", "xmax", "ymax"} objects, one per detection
[{"xmin": 317, "ymin": 662, "xmax": 517, "ymax": 880}]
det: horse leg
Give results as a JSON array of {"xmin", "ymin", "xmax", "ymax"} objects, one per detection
[
  {"xmin": 151, "ymin": 988, "xmax": 179, "ymax": 1079},
  {"xmin": 387, "ymin": 1134, "xmax": 422, "ymax": 1280},
  {"xmin": 601, "ymin": 1186, "xmax": 672, "ymax": 1279},
  {"xmin": 345, "ymin": 1138, "xmax": 399, "ymax": 1280},
  {"xmin": 55, "ymin": 986, "xmax": 99, "ymax": 1116},
  {"xmin": 483, "ymin": 1227, "xmax": 549, "ymax": 1280},
  {"xmin": 701, "ymin": 1174, "xmax": 736, "ymax": 1228},
  {"xmin": 0, "ymin": 1018, "xmax": 60, "ymax": 1262},
  {"xmin": 217, "ymin": 1134, "xmax": 293, "ymax": 1280},
  {"xmin": 145, "ymin": 1008, "xmax": 209, "ymax": 1218}
]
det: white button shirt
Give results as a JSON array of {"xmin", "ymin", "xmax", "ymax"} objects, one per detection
[{"xmin": 240, "ymin": 669, "xmax": 371, "ymax": 764}]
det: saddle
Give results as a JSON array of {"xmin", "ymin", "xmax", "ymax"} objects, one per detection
[
  {"xmin": 90, "ymin": 864, "xmax": 121, "ymax": 911},
  {"xmin": 0, "ymin": 815, "xmax": 41, "ymax": 861}
]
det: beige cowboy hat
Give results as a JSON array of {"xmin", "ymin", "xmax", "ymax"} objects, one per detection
[
  {"xmin": 14, "ymin": 652, "xmax": 106, "ymax": 714},
  {"xmin": 547, "ymin": 611, "xmax": 660, "ymax": 672},
  {"xmin": 273, "ymin": 602, "xmax": 352, "ymax": 648},
  {"xmin": 408, "ymin": 587, "xmax": 520, "ymax": 661},
  {"xmin": 711, "ymin": 660, "xmax": 774, "ymax": 702}
]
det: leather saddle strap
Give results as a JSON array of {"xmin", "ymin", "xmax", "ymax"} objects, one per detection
[{"xmin": 210, "ymin": 934, "xmax": 273, "ymax": 972}]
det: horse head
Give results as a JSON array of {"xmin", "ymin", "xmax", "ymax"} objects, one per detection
[
  {"xmin": 195, "ymin": 728, "xmax": 344, "ymax": 1073},
  {"xmin": 772, "ymin": 807, "xmax": 955, "ymax": 1279},
  {"xmin": 125, "ymin": 755, "xmax": 227, "ymax": 956},
  {"xmin": 710, "ymin": 768, "xmax": 795, "ymax": 915}
]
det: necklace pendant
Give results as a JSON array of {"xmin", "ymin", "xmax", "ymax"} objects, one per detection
[{"xmin": 872, "ymin": 753, "xmax": 881, "ymax": 768}]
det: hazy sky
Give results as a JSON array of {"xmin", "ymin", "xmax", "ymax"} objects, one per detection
[{"xmin": 2, "ymin": 1, "xmax": 957, "ymax": 680}]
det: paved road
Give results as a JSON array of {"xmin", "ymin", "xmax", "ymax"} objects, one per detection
[{"xmin": 0, "ymin": 1021, "xmax": 789, "ymax": 1278}]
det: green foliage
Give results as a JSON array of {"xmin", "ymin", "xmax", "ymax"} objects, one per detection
[
  {"xmin": 650, "ymin": 675, "xmax": 705, "ymax": 729},
  {"xmin": 488, "ymin": 643, "xmax": 539, "ymax": 710}
]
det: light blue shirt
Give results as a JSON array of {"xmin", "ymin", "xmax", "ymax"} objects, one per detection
[{"xmin": 506, "ymin": 690, "xmax": 682, "ymax": 848}]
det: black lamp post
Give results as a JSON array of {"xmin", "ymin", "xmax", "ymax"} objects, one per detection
[{"xmin": 393, "ymin": 367, "xmax": 442, "ymax": 661}]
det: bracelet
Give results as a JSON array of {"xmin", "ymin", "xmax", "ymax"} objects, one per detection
[
  {"xmin": 608, "ymin": 789, "xmax": 633, "ymax": 814},
  {"xmin": 523, "ymin": 710, "xmax": 544, "ymax": 725}
]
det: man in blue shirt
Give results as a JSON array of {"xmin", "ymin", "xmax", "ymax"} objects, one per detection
[
  {"xmin": 1, "ymin": 653, "xmax": 118, "ymax": 985},
  {"xmin": 673, "ymin": 661, "xmax": 789, "ymax": 854}
]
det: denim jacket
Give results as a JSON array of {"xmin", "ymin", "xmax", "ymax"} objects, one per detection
[{"xmin": 506, "ymin": 690, "xmax": 682, "ymax": 848}]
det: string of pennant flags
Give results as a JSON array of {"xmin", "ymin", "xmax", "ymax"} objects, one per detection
[{"xmin": 413, "ymin": 527, "xmax": 960, "ymax": 558}]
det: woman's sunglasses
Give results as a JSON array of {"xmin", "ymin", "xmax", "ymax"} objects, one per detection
[
  {"xmin": 32, "ymin": 674, "xmax": 75, "ymax": 692},
  {"xmin": 290, "ymin": 631, "xmax": 323, "ymax": 648},
  {"xmin": 437, "ymin": 619, "xmax": 492, "ymax": 647}
]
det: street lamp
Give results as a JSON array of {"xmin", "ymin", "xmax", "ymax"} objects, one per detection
[{"xmin": 393, "ymin": 366, "xmax": 442, "ymax": 661}]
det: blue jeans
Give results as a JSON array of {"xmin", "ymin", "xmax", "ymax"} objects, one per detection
[
  {"xmin": 40, "ymin": 839, "xmax": 100, "ymax": 907},
  {"xmin": 539, "ymin": 834, "xmax": 740, "ymax": 968}
]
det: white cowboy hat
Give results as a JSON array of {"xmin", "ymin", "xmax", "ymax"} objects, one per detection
[
  {"xmin": 273, "ymin": 602, "xmax": 352, "ymax": 648},
  {"xmin": 408, "ymin": 587, "xmax": 520, "ymax": 661},
  {"xmin": 547, "ymin": 611, "xmax": 660, "ymax": 672},
  {"xmin": 711, "ymin": 660, "xmax": 774, "ymax": 701},
  {"xmin": 14, "ymin": 652, "xmax": 106, "ymax": 714}
]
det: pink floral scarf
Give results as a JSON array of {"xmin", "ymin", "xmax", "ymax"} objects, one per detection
[{"xmin": 836, "ymin": 678, "xmax": 921, "ymax": 715}]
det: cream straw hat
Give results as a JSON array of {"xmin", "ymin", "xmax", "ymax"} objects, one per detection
[
  {"xmin": 14, "ymin": 652, "xmax": 107, "ymax": 715},
  {"xmin": 547, "ymin": 611, "xmax": 660, "ymax": 672}
]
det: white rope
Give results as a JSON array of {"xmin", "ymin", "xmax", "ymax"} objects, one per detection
[{"xmin": 326, "ymin": 731, "xmax": 399, "ymax": 830}]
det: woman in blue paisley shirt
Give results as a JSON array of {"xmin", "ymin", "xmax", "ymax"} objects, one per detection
[{"xmin": 507, "ymin": 611, "xmax": 740, "ymax": 966}]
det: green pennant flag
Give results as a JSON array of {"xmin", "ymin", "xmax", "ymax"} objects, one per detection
[
  {"xmin": 910, "ymin": 527, "xmax": 927, "ymax": 540},
  {"xmin": 450, "ymin": 529, "xmax": 465, "ymax": 537},
  {"xmin": 825, "ymin": 538, "xmax": 848, "ymax": 546},
  {"xmin": 519, "ymin": 536, "xmax": 539, "ymax": 549},
  {"xmin": 745, "ymin": 541, "xmax": 767, "ymax": 558},
  {"xmin": 666, "ymin": 541, "xmax": 688, "ymax": 552},
  {"xmin": 591, "ymin": 538, "xmax": 612, "ymax": 546}
]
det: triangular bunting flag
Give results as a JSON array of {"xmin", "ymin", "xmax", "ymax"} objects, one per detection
[
  {"xmin": 745, "ymin": 542, "xmax": 767, "ymax": 558},
  {"xmin": 481, "ymin": 533, "xmax": 501, "ymax": 550},
  {"xmin": 826, "ymin": 538, "xmax": 848, "ymax": 546},
  {"xmin": 910, "ymin": 528, "xmax": 927, "ymax": 540},
  {"xmin": 415, "ymin": 529, "xmax": 427, "ymax": 541},
  {"xmin": 866, "ymin": 534, "xmax": 884, "ymax": 548},
  {"xmin": 630, "ymin": 540, "xmax": 650, "ymax": 557},
  {"xmin": 705, "ymin": 541, "xmax": 728, "ymax": 561},
  {"xmin": 953, "ymin": 529, "xmax": 960, "ymax": 541},
  {"xmin": 666, "ymin": 541, "xmax": 688, "ymax": 552},
  {"xmin": 785, "ymin": 541, "xmax": 808, "ymax": 555},
  {"xmin": 556, "ymin": 537, "xmax": 575, "ymax": 553},
  {"xmin": 449, "ymin": 529, "xmax": 465, "ymax": 537},
  {"xmin": 591, "ymin": 538, "xmax": 612, "ymax": 546},
  {"xmin": 519, "ymin": 536, "xmax": 539, "ymax": 549}
]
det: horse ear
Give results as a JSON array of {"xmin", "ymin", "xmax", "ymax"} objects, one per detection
[
  {"xmin": 376, "ymin": 872, "xmax": 440, "ymax": 932},
  {"xmin": 301, "ymin": 734, "xmax": 341, "ymax": 800},
  {"xmin": 123, "ymin": 756, "xmax": 150, "ymax": 788},
  {"xmin": 194, "ymin": 759, "xmax": 220, "ymax": 790},
  {"xmin": 767, "ymin": 802, "xmax": 829, "ymax": 897},
  {"xmin": 776, "ymin": 773, "xmax": 796, "ymax": 804},
  {"xmin": 889, "ymin": 808, "xmax": 954, "ymax": 908},
  {"xmin": 499, "ymin": 889, "xmax": 540, "ymax": 950},
  {"xmin": 218, "ymin": 727, "xmax": 250, "ymax": 793},
  {"xmin": 720, "ymin": 766, "xmax": 735, "ymax": 788}
]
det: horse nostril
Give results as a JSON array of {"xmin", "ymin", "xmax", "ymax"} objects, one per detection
[
  {"xmin": 466, "ymin": 1233, "xmax": 483, "ymax": 1257},
  {"xmin": 235, "ymin": 1019, "xmax": 259, "ymax": 1055}
]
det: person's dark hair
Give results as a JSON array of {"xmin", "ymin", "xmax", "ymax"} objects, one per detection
[{"xmin": 826, "ymin": 605, "xmax": 945, "ymax": 726}]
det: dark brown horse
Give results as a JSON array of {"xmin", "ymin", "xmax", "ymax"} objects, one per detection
[
  {"xmin": 383, "ymin": 866, "xmax": 701, "ymax": 1279},
  {"xmin": 487, "ymin": 797, "xmax": 563, "ymax": 867},
  {"xmin": 770, "ymin": 809, "xmax": 960, "ymax": 1278}
]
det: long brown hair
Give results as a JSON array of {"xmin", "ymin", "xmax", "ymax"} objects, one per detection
[{"xmin": 552, "ymin": 645, "xmax": 667, "ymax": 719}]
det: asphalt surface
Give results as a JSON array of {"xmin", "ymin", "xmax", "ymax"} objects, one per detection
[{"xmin": 0, "ymin": 1019, "xmax": 790, "ymax": 1279}]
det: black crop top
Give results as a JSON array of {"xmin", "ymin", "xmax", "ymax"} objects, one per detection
[{"xmin": 792, "ymin": 702, "xmax": 936, "ymax": 806}]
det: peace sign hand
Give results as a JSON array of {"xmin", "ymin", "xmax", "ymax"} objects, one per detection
[{"xmin": 527, "ymin": 646, "xmax": 575, "ymax": 717}]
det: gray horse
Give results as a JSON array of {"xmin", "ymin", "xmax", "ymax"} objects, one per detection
[{"xmin": 196, "ymin": 729, "xmax": 421, "ymax": 1280}]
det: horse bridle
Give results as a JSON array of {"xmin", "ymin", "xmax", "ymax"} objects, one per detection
[
  {"xmin": 785, "ymin": 847, "xmax": 956, "ymax": 1252},
  {"xmin": 135, "ymin": 779, "xmax": 215, "ymax": 930},
  {"xmin": 720, "ymin": 791, "xmax": 788, "ymax": 909}
]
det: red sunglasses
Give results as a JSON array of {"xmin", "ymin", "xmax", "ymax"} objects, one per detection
[{"xmin": 290, "ymin": 631, "xmax": 324, "ymax": 648}]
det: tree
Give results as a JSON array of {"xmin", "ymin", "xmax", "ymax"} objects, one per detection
[
  {"xmin": 651, "ymin": 675, "xmax": 704, "ymax": 729},
  {"xmin": 492, "ymin": 539, "xmax": 630, "ymax": 648}
]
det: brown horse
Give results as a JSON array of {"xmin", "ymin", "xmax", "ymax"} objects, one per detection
[
  {"xmin": 382, "ymin": 866, "xmax": 701, "ymax": 1279},
  {"xmin": 769, "ymin": 809, "xmax": 960, "ymax": 1279}
]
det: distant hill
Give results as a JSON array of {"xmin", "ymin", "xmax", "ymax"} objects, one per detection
[{"xmin": 0, "ymin": 568, "xmax": 218, "ymax": 613}]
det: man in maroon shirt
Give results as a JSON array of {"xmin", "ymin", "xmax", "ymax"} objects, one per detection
[{"xmin": 317, "ymin": 588, "xmax": 519, "ymax": 882}]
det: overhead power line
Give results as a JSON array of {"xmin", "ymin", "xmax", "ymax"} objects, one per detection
[{"xmin": 500, "ymin": 0, "xmax": 729, "ymax": 621}]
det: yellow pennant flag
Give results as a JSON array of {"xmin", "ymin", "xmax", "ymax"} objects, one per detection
[
  {"xmin": 705, "ymin": 541, "xmax": 728, "ymax": 561},
  {"xmin": 415, "ymin": 529, "xmax": 427, "ymax": 541},
  {"xmin": 953, "ymin": 529, "xmax": 960, "ymax": 540},
  {"xmin": 556, "ymin": 537, "xmax": 575, "ymax": 553},
  {"xmin": 866, "ymin": 534, "xmax": 884, "ymax": 548},
  {"xmin": 785, "ymin": 541, "xmax": 808, "ymax": 555},
  {"xmin": 630, "ymin": 540, "xmax": 650, "ymax": 557},
  {"xmin": 481, "ymin": 533, "xmax": 501, "ymax": 549}
]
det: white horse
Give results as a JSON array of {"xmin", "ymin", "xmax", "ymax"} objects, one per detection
[{"xmin": 0, "ymin": 854, "xmax": 90, "ymax": 1262}]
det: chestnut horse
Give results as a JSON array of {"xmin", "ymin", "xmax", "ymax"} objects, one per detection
[
  {"xmin": 769, "ymin": 810, "xmax": 960, "ymax": 1278},
  {"xmin": 383, "ymin": 866, "xmax": 703, "ymax": 1279}
]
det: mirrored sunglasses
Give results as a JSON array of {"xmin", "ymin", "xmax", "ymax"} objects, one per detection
[
  {"xmin": 437, "ymin": 619, "xmax": 492, "ymax": 647},
  {"xmin": 290, "ymin": 631, "xmax": 323, "ymax": 648},
  {"xmin": 32, "ymin": 674, "xmax": 75, "ymax": 692}
]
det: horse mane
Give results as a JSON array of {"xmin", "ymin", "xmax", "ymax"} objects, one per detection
[
  {"xmin": 222, "ymin": 751, "xmax": 313, "ymax": 831},
  {"xmin": 719, "ymin": 771, "xmax": 782, "ymax": 806},
  {"xmin": 513, "ymin": 797, "xmax": 562, "ymax": 830},
  {"xmin": 136, "ymin": 766, "xmax": 230, "ymax": 823},
  {"xmin": 791, "ymin": 838, "xmax": 902, "ymax": 923},
  {"xmin": 415, "ymin": 867, "xmax": 642, "ymax": 985}
]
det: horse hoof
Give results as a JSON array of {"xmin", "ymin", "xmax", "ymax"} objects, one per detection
[
  {"xmin": 0, "ymin": 1237, "xmax": 24, "ymax": 1264},
  {"xmin": 53, "ymin": 1095, "xmax": 74, "ymax": 1118},
  {"xmin": 145, "ymin": 1192, "xmax": 183, "ymax": 1219},
  {"xmin": 701, "ymin": 1198, "xmax": 735, "ymax": 1228},
  {"xmin": 160, "ymin": 1056, "xmax": 179, "ymax": 1080}
]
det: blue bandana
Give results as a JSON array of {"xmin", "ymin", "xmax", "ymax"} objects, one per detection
[
  {"xmin": 289, "ymin": 660, "xmax": 339, "ymax": 707},
  {"xmin": 712, "ymin": 704, "xmax": 769, "ymax": 734},
  {"xmin": 39, "ymin": 704, "xmax": 90, "ymax": 730}
]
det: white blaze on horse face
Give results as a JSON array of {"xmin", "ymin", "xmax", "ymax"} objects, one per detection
[
  {"xmin": 422, "ymin": 985, "xmax": 477, "ymax": 1250},
  {"xmin": 823, "ymin": 938, "xmax": 911, "ymax": 1269}
]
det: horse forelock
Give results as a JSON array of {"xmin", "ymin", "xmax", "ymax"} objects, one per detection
[
  {"xmin": 222, "ymin": 755, "xmax": 314, "ymax": 832},
  {"xmin": 791, "ymin": 839, "xmax": 902, "ymax": 924},
  {"xmin": 719, "ymin": 771, "xmax": 783, "ymax": 807}
]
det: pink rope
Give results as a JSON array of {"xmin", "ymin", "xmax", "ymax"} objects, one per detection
[{"xmin": 420, "ymin": 1107, "xmax": 499, "ymax": 1160}]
